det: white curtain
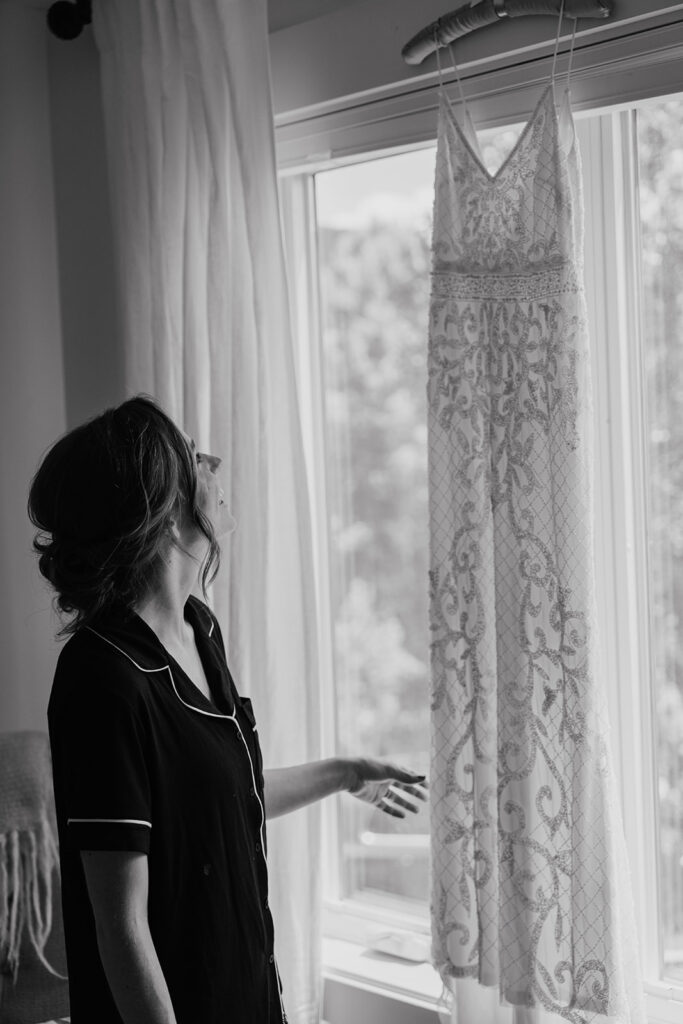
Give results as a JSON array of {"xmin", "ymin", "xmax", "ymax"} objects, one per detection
[{"xmin": 92, "ymin": 3, "xmax": 321, "ymax": 1020}]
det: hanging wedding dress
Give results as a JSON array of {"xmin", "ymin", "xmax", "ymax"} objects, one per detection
[{"xmin": 428, "ymin": 22, "xmax": 644, "ymax": 1024}]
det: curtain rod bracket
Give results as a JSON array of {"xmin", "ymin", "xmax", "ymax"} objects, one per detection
[{"xmin": 47, "ymin": 0, "xmax": 92, "ymax": 42}]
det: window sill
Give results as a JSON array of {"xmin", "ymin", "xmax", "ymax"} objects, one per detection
[
  {"xmin": 321, "ymin": 944, "xmax": 683, "ymax": 1024},
  {"xmin": 322, "ymin": 936, "xmax": 445, "ymax": 1012}
]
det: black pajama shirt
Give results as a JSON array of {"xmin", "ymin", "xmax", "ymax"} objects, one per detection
[{"xmin": 48, "ymin": 595, "xmax": 286, "ymax": 1024}]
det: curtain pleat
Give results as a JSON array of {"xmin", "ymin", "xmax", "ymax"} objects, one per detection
[{"xmin": 92, "ymin": 3, "xmax": 321, "ymax": 1019}]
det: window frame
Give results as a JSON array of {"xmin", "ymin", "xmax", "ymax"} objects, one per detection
[
  {"xmin": 281, "ymin": 164, "xmax": 435, "ymax": 927},
  {"xmin": 274, "ymin": 9, "xmax": 683, "ymax": 172},
  {"xmin": 278, "ymin": 55, "xmax": 683, "ymax": 1024},
  {"xmin": 577, "ymin": 105, "xmax": 683, "ymax": 1022}
]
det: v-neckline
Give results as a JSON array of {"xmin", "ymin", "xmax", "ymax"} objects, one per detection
[
  {"xmin": 176, "ymin": 618, "xmax": 218, "ymax": 710},
  {"xmin": 441, "ymin": 83, "xmax": 555, "ymax": 185},
  {"xmin": 182, "ymin": 603, "xmax": 237, "ymax": 716},
  {"xmin": 133, "ymin": 599, "xmax": 228, "ymax": 713}
]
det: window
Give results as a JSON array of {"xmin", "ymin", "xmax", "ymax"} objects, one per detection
[
  {"xmin": 280, "ymin": 87, "xmax": 683, "ymax": 1021},
  {"xmin": 315, "ymin": 150, "xmax": 432, "ymax": 913},
  {"xmin": 310, "ymin": 126, "xmax": 531, "ymax": 917},
  {"xmin": 638, "ymin": 94, "xmax": 683, "ymax": 986}
]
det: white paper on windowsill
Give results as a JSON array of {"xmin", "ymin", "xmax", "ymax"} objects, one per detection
[{"xmin": 322, "ymin": 935, "xmax": 445, "ymax": 1009}]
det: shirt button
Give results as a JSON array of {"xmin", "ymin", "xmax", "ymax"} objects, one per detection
[
  {"xmin": 202, "ymin": 863, "xmax": 211, "ymax": 876},
  {"xmin": 249, "ymin": 786, "xmax": 255, "ymax": 796},
  {"xmin": 255, "ymin": 842, "xmax": 261, "ymax": 853},
  {"xmin": 269, "ymin": 954, "xmax": 274, "ymax": 964}
]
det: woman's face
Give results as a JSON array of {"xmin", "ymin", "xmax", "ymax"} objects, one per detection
[{"xmin": 182, "ymin": 431, "xmax": 236, "ymax": 539}]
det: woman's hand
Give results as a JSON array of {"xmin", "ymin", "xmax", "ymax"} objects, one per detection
[{"xmin": 343, "ymin": 758, "xmax": 429, "ymax": 818}]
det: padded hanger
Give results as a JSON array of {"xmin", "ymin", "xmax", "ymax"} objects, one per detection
[{"xmin": 402, "ymin": 0, "xmax": 613, "ymax": 65}]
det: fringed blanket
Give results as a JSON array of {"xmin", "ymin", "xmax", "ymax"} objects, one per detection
[{"xmin": 0, "ymin": 731, "xmax": 66, "ymax": 983}]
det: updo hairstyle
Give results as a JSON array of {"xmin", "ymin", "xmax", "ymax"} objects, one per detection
[{"xmin": 27, "ymin": 394, "xmax": 220, "ymax": 637}]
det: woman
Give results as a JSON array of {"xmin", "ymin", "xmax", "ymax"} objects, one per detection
[{"xmin": 28, "ymin": 395, "xmax": 428, "ymax": 1024}]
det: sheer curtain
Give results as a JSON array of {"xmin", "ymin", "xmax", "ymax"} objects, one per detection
[{"xmin": 92, "ymin": 2, "xmax": 321, "ymax": 1020}]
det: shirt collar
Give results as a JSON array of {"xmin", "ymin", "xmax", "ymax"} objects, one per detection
[{"xmin": 86, "ymin": 595, "xmax": 212, "ymax": 674}]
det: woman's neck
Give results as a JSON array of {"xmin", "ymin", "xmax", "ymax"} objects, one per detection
[
  {"xmin": 135, "ymin": 594, "xmax": 193, "ymax": 649},
  {"xmin": 133, "ymin": 514, "xmax": 209, "ymax": 648},
  {"xmin": 133, "ymin": 553, "xmax": 199, "ymax": 648}
]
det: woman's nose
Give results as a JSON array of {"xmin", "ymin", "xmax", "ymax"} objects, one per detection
[{"xmin": 206, "ymin": 454, "xmax": 222, "ymax": 473}]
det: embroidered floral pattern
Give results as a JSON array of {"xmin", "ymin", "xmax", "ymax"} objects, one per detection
[{"xmin": 429, "ymin": 86, "xmax": 643, "ymax": 1022}]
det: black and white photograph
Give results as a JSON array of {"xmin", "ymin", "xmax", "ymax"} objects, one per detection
[{"xmin": 1, "ymin": 2, "xmax": 682, "ymax": 1023}]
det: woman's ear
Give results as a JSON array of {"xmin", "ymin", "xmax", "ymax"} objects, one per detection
[
  {"xmin": 167, "ymin": 494, "xmax": 185, "ymax": 529},
  {"xmin": 164, "ymin": 512, "xmax": 180, "ymax": 538},
  {"xmin": 166, "ymin": 496, "xmax": 190, "ymax": 536}
]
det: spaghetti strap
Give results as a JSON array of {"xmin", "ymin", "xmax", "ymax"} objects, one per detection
[
  {"xmin": 565, "ymin": 15, "xmax": 578, "ymax": 94},
  {"xmin": 447, "ymin": 42, "xmax": 471, "ymax": 123},
  {"xmin": 550, "ymin": 0, "xmax": 566, "ymax": 94},
  {"xmin": 435, "ymin": 32, "xmax": 480, "ymax": 158},
  {"xmin": 551, "ymin": 0, "xmax": 578, "ymax": 100},
  {"xmin": 550, "ymin": 0, "xmax": 577, "ymax": 154},
  {"xmin": 434, "ymin": 32, "xmax": 457, "ymax": 119}
]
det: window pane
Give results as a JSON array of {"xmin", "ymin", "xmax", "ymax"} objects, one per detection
[
  {"xmin": 315, "ymin": 149, "xmax": 434, "ymax": 908},
  {"xmin": 638, "ymin": 94, "xmax": 683, "ymax": 983}
]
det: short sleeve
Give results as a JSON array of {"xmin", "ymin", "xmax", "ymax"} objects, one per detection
[{"xmin": 49, "ymin": 675, "xmax": 153, "ymax": 854}]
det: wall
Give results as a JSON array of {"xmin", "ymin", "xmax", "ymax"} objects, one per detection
[
  {"xmin": 47, "ymin": 27, "xmax": 124, "ymax": 431},
  {"xmin": 0, "ymin": 0, "xmax": 124, "ymax": 735},
  {"xmin": 0, "ymin": 0, "xmax": 68, "ymax": 734}
]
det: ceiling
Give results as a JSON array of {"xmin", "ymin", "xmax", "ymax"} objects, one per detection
[{"xmin": 267, "ymin": 0, "xmax": 369, "ymax": 33}]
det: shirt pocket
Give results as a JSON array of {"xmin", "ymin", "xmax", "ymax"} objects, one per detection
[
  {"xmin": 239, "ymin": 696, "xmax": 257, "ymax": 730},
  {"xmin": 237, "ymin": 697, "xmax": 264, "ymax": 784}
]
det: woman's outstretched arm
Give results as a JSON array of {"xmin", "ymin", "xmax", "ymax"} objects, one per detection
[{"xmin": 263, "ymin": 758, "xmax": 427, "ymax": 820}]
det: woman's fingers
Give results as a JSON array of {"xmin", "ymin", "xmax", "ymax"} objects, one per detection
[
  {"xmin": 388, "ymin": 767, "xmax": 430, "ymax": 795},
  {"xmin": 401, "ymin": 781, "xmax": 429, "ymax": 800},
  {"xmin": 374, "ymin": 783, "xmax": 429, "ymax": 816},
  {"xmin": 378, "ymin": 799, "xmax": 405, "ymax": 818},
  {"xmin": 347, "ymin": 761, "xmax": 430, "ymax": 817},
  {"xmin": 385, "ymin": 788, "xmax": 421, "ymax": 814},
  {"xmin": 388, "ymin": 765, "xmax": 427, "ymax": 785},
  {"xmin": 389, "ymin": 779, "xmax": 429, "ymax": 802}
]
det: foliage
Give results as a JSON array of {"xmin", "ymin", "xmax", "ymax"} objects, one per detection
[{"xmin": 318, "ymin": 217, "xmax": 432, "ymax": 771}]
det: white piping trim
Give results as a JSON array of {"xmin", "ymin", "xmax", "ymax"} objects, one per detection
[
  {"xmin": 86, "ymin": 626, "xmax": 267, "ymax": 868},
  {"xmin": 86, "ymin": 621, "xmax": 276, "ymax": 1008},
  {"xmin": 164, "ymin": 666, "xmax": 237, "ymax": 720},
  {"xmin": 67, "ymin": 817, "xmax": 152, "ymax": 828},
  {"xmin": 86, "ymin": 627, "xmax": 168, "ymax": 673},
  {"xmin": 232, "ymin": 714, "xmax": 268, "ymax": 871},
  {"xmin": 163, "ymin": 666, "xmax": 268, "ymax": 866},
  {"xmin": 87, "ymin": 626, "xmax": 236, "ymax": 719},
  {"xmin": 190, "ymin": 596, "xmax": 216, "ymax": 639},
  {"xmin": 274, "ymin": 956, "xmax": 287, "ymax": 1023}
]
